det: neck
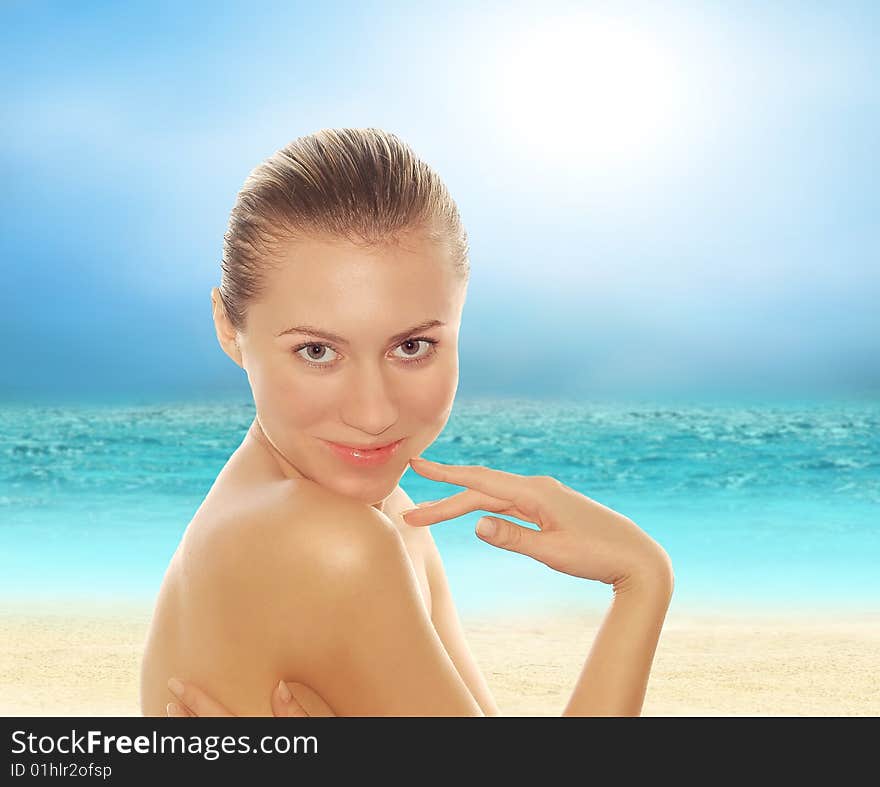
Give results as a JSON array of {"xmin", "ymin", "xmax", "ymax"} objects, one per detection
[
  {"xmin": 246, "ymin": 417, "xmax": 393, "ymax": 514},
  {"xmin": 247, "ymin": 417, "xmax": 306, "ymax": 481}
]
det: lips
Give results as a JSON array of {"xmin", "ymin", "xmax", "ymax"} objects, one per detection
[
  {"xmin": 330, "ymin": 439, "xmax": 401, "ymax": 451},
  {"xmin": 322, "ymin": 437, "xmax": 405, "ymax": 467}
]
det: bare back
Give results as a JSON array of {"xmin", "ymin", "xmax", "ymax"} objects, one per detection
[{"xmin": 139, "ymin": 431, "xmax": 433, "ymax": 716}]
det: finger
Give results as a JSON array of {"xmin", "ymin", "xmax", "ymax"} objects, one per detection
[
  {"xmin": 167, "ymin": 677, "xmax": 233, "ymax": 718},
  {"xmin": 401, "ymin": 488, "xmax": 524, "ymax": 527},
  {"xmin": 166, "ymin": 701, "xmax": 194, "ymax": 717},
  {"xmin": 271, "ymin": 680, "xmax": 310, "ymax": 718},
  {"xmin": 409, "ymin": 456, "xmax": 540, "ymax": 509},
  {"xmin": 395, "ymin": 499, "xmax": 443, "ymax": 519},
  {"xmin": 286, "ymin": 682, "xmax": 337, "ymax": 717},
  {"xmin": 408, "ymin": 498, "xmax": 444, "ymax": 509},
  {"xmin": 475, "ymin": 516, "xmax": 546, "ymax": 559}
]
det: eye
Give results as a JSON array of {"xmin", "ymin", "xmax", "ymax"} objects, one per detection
[
  {"xmin": 391, "ymin": 338, "xmax": 437, "ymax": 362},
  {"xmin": 291, "ymin": 337, "xmax": 439, "ymax": 369},
  {"xmin": 293, "ymin": 343, "xmax": 341, "ymax": 366}
]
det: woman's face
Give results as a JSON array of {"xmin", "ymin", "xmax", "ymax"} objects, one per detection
[{"xmin": 214, "ymin": 231, "xmax": 467, "ymax": 506}]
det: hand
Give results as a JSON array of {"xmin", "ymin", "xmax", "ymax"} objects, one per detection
[
  {"xmin": 165, "ymin": 678, "xmax": 337, "ymax": 717},
  {"xmin": 402, "ymin": 456, "xmax": 673, "ymax": 591}
]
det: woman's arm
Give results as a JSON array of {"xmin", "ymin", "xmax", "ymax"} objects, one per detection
[
  {"xmin": 168, "ymin": 463, "xmax": 674, "ymax": 717},
  {"xmin": 402, "ymin": 459, "xmax": 675, "ymax": 717},
  {"xmin": 393, "ymin": 483, "xmax": 502, "ymax": 717},
  {"xmin": 171, "ymin": 557, "xmax": 672, "ymax": 718},
  {"xmin": 160, "ymin": 488, "xmax": 488, "ymax": 718},
  {"xmin": 425, "ymin": 526, "xmax": 672, "ymax": 717},
  {"xmin": 272, "ymin": 502, "xmax": 487, "ymax": 716},
  {"xmin": 563, "ymin": 568, "xmax": 673, "ymax": 716},
  {"xmin": 278, "ymin": 481, "xmax": 674, "ymax": 716},
  {"xmin": 423, "ymin": 535, "xmax": 502, "ymax": 716}
]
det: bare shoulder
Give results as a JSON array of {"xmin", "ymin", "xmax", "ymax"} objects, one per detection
[
  {"xmin": 183, "ymin": 480, "xmax": 484, "ymax": 715},
  {"xmin": 184, "ymin": 479, "xmax": 403, "ymax": 600}
]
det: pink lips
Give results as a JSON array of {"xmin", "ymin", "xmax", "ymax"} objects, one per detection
[{"xmin": 323, "ymin": 438, "xmax": 404, "ymax": 467}]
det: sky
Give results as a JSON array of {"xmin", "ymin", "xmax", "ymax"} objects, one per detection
[{"xmin": 1, "ymin": 0, "xmax": 878, "ymax": 404}]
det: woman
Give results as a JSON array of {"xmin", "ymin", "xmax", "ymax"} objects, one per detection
[{"xmin": 139, "ymin": 128, "xmax": 674, "ymax": 717}]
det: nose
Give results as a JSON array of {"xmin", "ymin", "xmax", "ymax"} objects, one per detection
[{"xmin": 338, "ymin": 361, "xmax": 400, "ymax": 437}]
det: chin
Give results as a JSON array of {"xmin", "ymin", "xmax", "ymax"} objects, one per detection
[{"xmin": 320, "ymin": 471, "xmax": 401, "ymax": 506}]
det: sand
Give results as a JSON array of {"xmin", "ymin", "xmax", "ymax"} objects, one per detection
[{"xmin": 1, "ymin": 599, "xmax": 878, "ymax": 716}]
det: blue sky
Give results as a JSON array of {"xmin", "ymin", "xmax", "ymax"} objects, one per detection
[{"xmin": 1, "ymin": 0, "xmax": 877, "ymax": 404}]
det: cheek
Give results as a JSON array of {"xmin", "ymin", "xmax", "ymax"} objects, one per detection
[
  {"xmin": 403, "ymin": 355, "xmax": 459, "ymax": 423},
  {"xmin": 248, "ymin": 355, "xmax": 333, "ymax": 431}
]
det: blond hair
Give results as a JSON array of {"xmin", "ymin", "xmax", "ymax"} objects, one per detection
[{"xmin": 218, "ymin": 128, "xmax": 470, "ymax": 331}]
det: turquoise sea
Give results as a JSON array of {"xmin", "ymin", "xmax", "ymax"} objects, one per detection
[{"xmin": 1, "ymin": 397, "xmax": 878, "ymax": 618}]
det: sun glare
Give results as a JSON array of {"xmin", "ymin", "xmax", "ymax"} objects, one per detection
[{"xmin": 489, "ymin": 13, "xmax": 687, "ymax": 169}]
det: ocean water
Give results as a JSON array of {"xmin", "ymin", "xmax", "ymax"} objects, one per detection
[{"xmin": 1, "ymin": 397, "xmax": 878, "ymax": 618}]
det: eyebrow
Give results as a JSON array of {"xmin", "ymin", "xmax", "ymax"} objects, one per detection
[{"xmin": 275, "ymin": 319, "xmax": 446, "ymax": 346}]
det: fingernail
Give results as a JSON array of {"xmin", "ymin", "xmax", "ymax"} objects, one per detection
[
  {"xmin": 277, "ymin": 679, "xmax": 292, "ymax": 704},
  {"xmin": 476, "ymin": 519, "xmax": 496, "ymax": 538},
  {"xmin": 166, "ymin": 702, "xmax": 182, "ymax": 716},
  {"xmin": 167, "ymin": 677, "xmax": 184, "ymax": 698},
  {"xmin": 399, "ymin": 507, "xmax": 417, "ymax": 518}
]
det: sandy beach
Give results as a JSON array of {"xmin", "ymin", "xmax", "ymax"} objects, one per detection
[{"xmin": 1, "ymin": 600, "xmax": 878, "ymax": 717}]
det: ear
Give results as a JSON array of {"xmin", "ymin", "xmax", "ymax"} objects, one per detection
[{"xmin": 211, "ymin": 287, "xmax": 244, "ymax": 368}]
